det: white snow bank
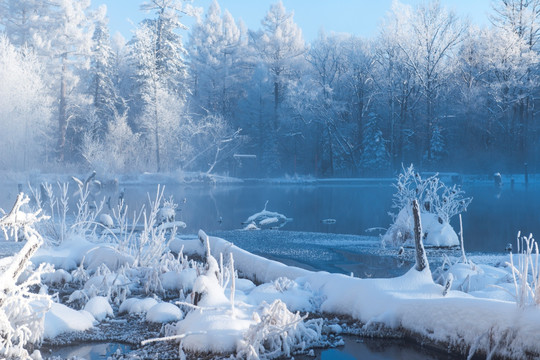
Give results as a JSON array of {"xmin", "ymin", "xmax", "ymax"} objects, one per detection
[
  {"xmin": 44, "ymin": 303, "xmax": 94, "ymax": 338},
  {"xmin": 84, "ymin": 296, "xmax": 113, "ymax": 321},
  {"xmin": 248, "ymin": 277, "xmax": 314, "ymax": 312},
  {"xmin": 119, "ymin": 297, "xmax": 158, "ymax": 315},
  {"xmin": 146, "ymin": 303, "xmax": 183, "ymax": 323},
  {"xmin": 183, "ymin": 231, "xmax": 540, "ymax": 358},
  {"xmin": 180, "ymin": 231, "xmax": 311, "ymax": 284}
]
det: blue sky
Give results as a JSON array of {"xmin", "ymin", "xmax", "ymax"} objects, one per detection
[{"xmin": 102, "ymin": 0, "xmax": 493, "ymax": 41}]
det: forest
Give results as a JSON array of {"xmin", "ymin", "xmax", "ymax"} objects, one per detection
[{"xmin": 0, "ymin": 0, "xmax": 539, "ymax": 177}]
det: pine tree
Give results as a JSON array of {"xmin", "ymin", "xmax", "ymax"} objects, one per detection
[
  {"xmin": 361, "ymin": 113, "xmax": 389, "ymax": 173},
  {"xmin": 88, "ymin": 7, "xmax": 121, "ymax": 141},
  {"xmin": 427, "ymin": 125, "xmax": 446, "ymax": 163}
]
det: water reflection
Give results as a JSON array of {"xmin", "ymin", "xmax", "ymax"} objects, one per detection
[
  {"xmin": 306, "ymin": 336, "xmax": 460, "ymax": 360},
  {"xmin": 46, "ymin": 342, "xmax": 130, "ymax": 359}
]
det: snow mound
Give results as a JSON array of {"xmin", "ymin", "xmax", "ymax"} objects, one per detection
[
  {"xmin": 42, "ymin": 269, "xmax": 72, "ymax": 285},
  {"xmin": 145, "ymin": 302, "xmax": 183, "ymax": 323},
  {"xmin": 119, "ymin": 297, "xmax": 158, "ymax": 315},
  {"xmin": 85, "ymin": 246, "xmax": 134, "ymax": 272},
  {"xmin": 248, "ymin": 277, "xmax": 314, "ymax": 312},
  {"xmin": 160, "ymin": 269, "xmax": 197, "ymax": 292},
  {"xmin": 382, "ymin": 207, "xmax": 459, "ymax": 247},
  {"xmin": 44, "ymin": 303, "xmax": 94, "ymax": 338},
  {"xmin": 175, "ymin": 307, "xmax": 253, "ymax": 354},
  {"xmin": 98, "ymin": 213, "xmax": 114, "ymax": 228},
  {"xmin": 84, "ymin": 296, "xmax": 113, "ymax": 321}
]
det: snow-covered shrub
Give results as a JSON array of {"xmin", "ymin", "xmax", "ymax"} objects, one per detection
[
  {"xmin": 237, "ymin": 299, "xmax": 323, "ymax": 360},
  {"xmin": 382, "ymin": 165, "xmax": 472, "ymax": 247},
  {"xmin": 507, "ymin": 232, "xmax": 540, "ymax": 307},
  {"xmin": 0, "ymin": 194, "xmax": 52, "ymax": 358},
  {"xmin": 29, "ymin": 181, "xmax": 105, "ymax": 246}
]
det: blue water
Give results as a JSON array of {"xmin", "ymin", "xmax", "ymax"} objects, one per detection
[{"xmin": 122, "ymin": 180, "xmax": 540, "ymax": 254}]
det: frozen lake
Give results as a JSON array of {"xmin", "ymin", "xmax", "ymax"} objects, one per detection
[
  {"xmin": 119, "ymin": 179, "xmax": 540, "ymax": 254},
  {"xmin": 2, "ymin": 178, "xmax": 538, "ymax": 256}
]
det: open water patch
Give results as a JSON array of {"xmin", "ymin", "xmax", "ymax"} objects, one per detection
[{"xmin": 44, "ymin": 342, "xmax": 131, "ymax": 359}]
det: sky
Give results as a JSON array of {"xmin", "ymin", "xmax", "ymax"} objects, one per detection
[{"xmin": 101, "ymin": 0, "xmax": 493, "ymax": 42}]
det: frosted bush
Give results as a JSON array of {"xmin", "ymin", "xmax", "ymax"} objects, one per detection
[
  {"xmin": 382, "ymin": 165, "xmax": 472, "ymax": 247},
  {"xmin": 237, "ymin": 300, "xmax": 323, "ymax": 359},
  {"xmin": 391, "ymin": 164, "xmax": 472, "ymax": 223},
  {"xmin": 507, "ymin": 232, "xmax": 540, "ymax": 307},
  {"xmin": 0, "ymin": 194, "xmax": 52, "ymax": 358}
]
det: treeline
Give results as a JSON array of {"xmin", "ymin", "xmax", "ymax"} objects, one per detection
[{"xmin": 0, "ymin": 0, "xmax": 539, "ymax": 177}]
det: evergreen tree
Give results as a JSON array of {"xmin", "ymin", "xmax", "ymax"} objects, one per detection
[
  {"xmin": 188, "ymin": 0, "xmax": 248, "ymax": 123},
  {"xmin": 88, "ymin": 7, "xmax": 121, "ymax": 140},
  {"xmin": 361, "ymin": 113, "xmax": 389, "ymax": 173},
  {"xmin": 129, "ymin": 0, "xmax": 193, "ymax": 172}
]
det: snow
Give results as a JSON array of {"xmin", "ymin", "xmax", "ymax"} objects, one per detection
[
  {"xmin": 84, "ymin": 296, "xmax": 113, "ymax": 321},
  {"xmin": 382, "ymin": 206, "xmax": 459, "ymax": 247},
  {"xmin": 175, "ymin": 307, "xmax": 253, "ymax": 354},
  {"xmin": 160, "ymin": 268, "xmax": 197, "ymax": 291},
  {"xmin": 84, "ymin": 245, "xmax": 134, "ymax": 272},
  {"xmin": 175, "ymin": 232, "xmax": 540, "ymax": 358},
  {"xmin": 41, "ymin": 269, "xmax": 72, "ymax": 285},
  {"xmin": 243, "ymin": 202, "xmax": 291, "ymax": 230},
  {"xmin": 119, "ymin": 297, "xmax": 158, "ymax": 315},
  {"xmin": 98, "ymin": 213, "xmax": 114, "ymax": 228},
  {"xmin": 145, "ymin": 302, "xmax": 183, "ymax": 323},
  {"xmin": 44, "ymin": 302, "xmax": 94, "ymax": 339}
]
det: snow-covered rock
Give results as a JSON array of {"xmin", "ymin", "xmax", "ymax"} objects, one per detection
[
  {"xmin": 98, "ymin": 213, "xmax": 114, "ymax": 228},
  {"xmin": 119, "ymin": 297, "xmax": 158, "ymax": 315},
  {"xmin": 84, "ymin": 246, "xmax": 134, "ymax": 272},
  {"xmin": 84, "ymin": 296, "xmax": 113, "ymax": 321},
  {"xmin": 44, "ymin": 303, "xmax": 94, "ymax": 338},
  {"xmin": 42, "ymin": 269, "xmax": 72, "ymax": 285},
  {"xmin": 145, "ymin": 302, "xmax": 183, "ymax": 323},
  {"xmin": 157, "ymin": 206, "xmax": 175, "ymax": 225}
]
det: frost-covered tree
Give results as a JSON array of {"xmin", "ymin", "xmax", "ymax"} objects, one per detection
[
  {"xmin": 374, "ymin": 9, "xmax": 419, "ymax": 167},
  {"xmin": 1, "ymin": 0, "xmax": 94, "ymax": 162},
  {"xmin": 360, "ymin": 113, "xmax": 389, "ymax": 173},
  {"xmin": 388, "ymin": 1, "xmax": 466, "ymax": 162},
  {"xmin": 0, "ymin": 35, "xmax": 52, "ymax": 171},
  {"xmin": 87, "ymin": 6, "xmax": 123, "ymax": 140},
  {"xmin": 490, "ymin": 0, "xmax": 540, "ymax": 162},
  {"xmin": 130, "ymin": 0, "xmax": 194, "ymax": 172},
  {"xmin": 188, "ymin": 1, "xmax": 248, "ymax": 123},
  {"xmin": 252, "ymin": 1, "xmax": 305, "ymax": 126},
  {"xmin": 427, "ymin": 125, "xmax": 446, "ymax": 163},
  {"xmin": 38, "ymin": 0, "xmax": 93, "ymax": 162}
]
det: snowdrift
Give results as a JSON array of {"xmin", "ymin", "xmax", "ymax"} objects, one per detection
[{"xmin": 176, "ymin": 231, "xmax": 540, "ymax": 358}]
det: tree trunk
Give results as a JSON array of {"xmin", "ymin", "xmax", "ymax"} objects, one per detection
[
  {"xmin": 57, "ymin": 58, "xmax": 68, "ymax": 162},
  {"xmin": 413, "ymin": 199, "xmax": 429, "ymax": 272}
]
